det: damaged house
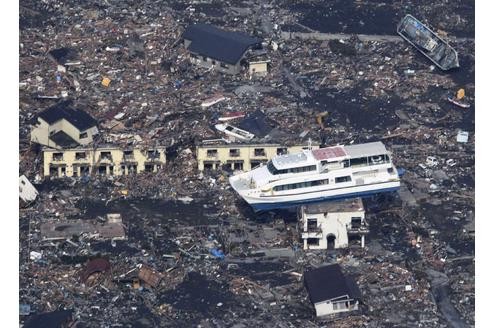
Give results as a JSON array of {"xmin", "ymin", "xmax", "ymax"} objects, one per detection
[
  {"xmin": 182, "ymin": 23, "xmax": 262, "ymax": 74},
  {"xmin": 30, "ymin": 101, "xmax": 98, "ymax": 149},
  {"xmin": 304, "ymin": 264, "xmax": 361, "ymax": 317},
  {"xmin": 299, "ymin": 198, "xmax": 368, "ymax": 250}
]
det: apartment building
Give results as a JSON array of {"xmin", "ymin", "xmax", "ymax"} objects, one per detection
[
  {"xmin": 43, "ymin": 146, "xmax": 166, "ymax": 178},
  {"xmin": 196, "ymin": 143, "xmax": 319, "ymax": 172}
]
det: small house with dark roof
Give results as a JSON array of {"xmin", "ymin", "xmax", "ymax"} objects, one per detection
[
  {"xmin": 304, "ymin": 264, "xmax": 361, "ymax": 317},
  {"xmin": 182, "ymin": 23, "xmax": 262, "ymax": 74},
  {"xmin": 31, "ymin": 101, "xmax": 99, "ymax": 149}
]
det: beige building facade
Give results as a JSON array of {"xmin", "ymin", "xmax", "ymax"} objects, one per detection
[
  {"xmin": 31, "ymin": 118, "xmax": 99, "ymax": 149},
  {"xmin": 43, "ymin": 146, "xmax": 166, "ymax": 178},
  {"xmin": 196, "ymin": 144, "xmax": 319, "ymax": 172},
  {"xmin": 299, "ymin": 198, "xmax": 368, "ymax": 250}
]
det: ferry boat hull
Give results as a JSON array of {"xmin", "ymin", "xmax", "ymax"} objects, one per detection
[{"xmin": 237, "ymin": 181, "xmax": 400, "ymax": 212}]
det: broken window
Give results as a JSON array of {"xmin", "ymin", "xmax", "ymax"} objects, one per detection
[
  {"xmin": 254, "ymin": 148, "xmax": 266, "ymax": 156},
  {"xmin": 351, "ymin": 217, "xmax": 362, "ymax": 229},
  {"xmin": 75, "ymin": 152, "xmax": 87, "ymax": 160},
  {"xmin": 100, "ymin": 151, "xmax": 112, "ymax": 161},
  {"xmin": 147, "ymin": 150, "xmax": 160, "ymax": 159},
  {"xmin": 229, "ymin": 149, "xmax": 240, "ymax": 157},
  {"xmin": 207, "ymin": 149, "xmax": 218, "ymax": 158},
  {"xmin": 79, "ymin": 132, "xmax": 88, "ymax": 139},
  {"xmin": 307, "ymin": 218, "xmax": 318, "ymax": 232},
  {"xmin": 124, "ymin": 150, "xmax": 134, "ymax": 160},
  {"xmin": 98, "ymin": 165, "xmax": 107, "ymax": 175},
  {"xmin": 276, "ymin": 147, "xmax": 287, "ymax": 155},
  {"xmin": 52, "ymin": 153, "xmax": 63, "ymax": 161},
  {"xmin": 307, "ymin": 238, "xmax": 319, "ymax": 246},
  {"xmin": 145, "ymin": 164, "xmax": 154, "ymax": 172}
]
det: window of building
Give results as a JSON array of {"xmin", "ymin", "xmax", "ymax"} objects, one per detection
[
  {"xmin": 229, "ymin": 149, "xmax": 240, "ymax": 157},
  {"xmin": 79, "ymin": 132, "xmax": 88, "ymax": 139},
  {"xmin": 204, "ymin": 162, "xmax": 214, "ymax": 170},
  {"xmin": 335, "ymin": 176, "xmax": 351, "ymax": 183},
  {"xmin": 52, "ymin": 153, "xmax": 63, "ymax": 161},
  {"xmin": 276, "ymin": 147, "xmax": 288, "ymax": 155},
  {"xmin": 233, "ymin": 162, "xmax": 244, "ymax": 170},
  {"xmin": 351, "ymin": 217, "xmax": 362, "ymax": 229},
  {"xmin": 98, "ymin": 165, "xmax": 107, "ymax": 175},
  {"xmin": 147, "ymin": 150, "xmax": 159, "ymax": 159},
  {"xmin": 100, "ymin": 151, "xmax": 112, "ymax": 160},
  {"xmin": 307, "ymin": 219, "xmax": 318, "ymax": 231},
  {"xmin": 145, "ymin": 164, "xmax": 154, "ymax": 172},
  {"xmin": 307, "ymin": 238, "xmax": 319, "ymax": 246},
  {"xmin": 207, "ymin": 149, "xmax": 218, "ymax": 158},
  {"xmin": 254, "ymin": 148, "xmax": 266, "ymax": 156},
  {"xmin": 75, "ymin": 152, "xmax": 87, "ymax": 160}
]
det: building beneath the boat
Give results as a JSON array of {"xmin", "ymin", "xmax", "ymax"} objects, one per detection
[{"xmin": 299, "ymin": 198, "xmax": 368, "ymax": 250}]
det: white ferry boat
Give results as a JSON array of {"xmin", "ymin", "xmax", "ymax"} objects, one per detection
[{"xmin": 229, "ymin": 141, "xmax": 400, "ymax": 211}]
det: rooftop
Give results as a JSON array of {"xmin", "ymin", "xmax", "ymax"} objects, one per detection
[
  {"xmin": 302, "ymin": 198, "xmax": 364, "ymax": 215},
  {"xmin": 304, "ymin": 264, "xmax": 361, "ymax": 304},
  {"xmin": 38, "ymin": 100, "xmax": 97, "ymax": 131},
  {"xmin": 343, "ymin": 141, "xmax": 388, "ymax": 159},
  {"xmin": 311, "ymin": 146, "xmax": 347, "ymax": 161},
  {"xmin": 49, "ymin": 130, "xmax": 79, "ymax": 148},
  {"xmin": 183, "ymin": 23, "xmax": 262, "ymax": 65},
  {"xmin": 272, "ymin": 152, "xmax": 309, "ymax": 169}
]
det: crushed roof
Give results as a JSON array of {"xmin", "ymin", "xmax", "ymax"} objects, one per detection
[
  {"xmin": 304, "ymin": 264, "xmax": 361, "ymax": 304},
  {"xmin": 49, "ymin": 130, "xmax": 79, "ymax": 148},
  {"xmin": 38, "ymin": 100, "xmax": 97, "ymax": 131},
  {"xmin": 183, "ymin": 23, "xmax": 262, "ymax": 65}
]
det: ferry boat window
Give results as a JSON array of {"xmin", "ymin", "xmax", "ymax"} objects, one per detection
[
  {"xmin": 273, "ymin": 179, "xmax": 328, "ymax": 191},
  {"xmin": 350, "ymin": 157, "xmax": 368, "ymax": 167},
  {"xmin": 289, "ymin": 165, "xmax": 317, "ymax": 173},
  {"xmin": 335, "ymin": 176, "xmax": 351, "ymax": 183}
]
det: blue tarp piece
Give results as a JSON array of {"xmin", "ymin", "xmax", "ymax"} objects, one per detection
[{"xmin": 210, "ymin": 248, "xmax": 225, "ymax": 260}]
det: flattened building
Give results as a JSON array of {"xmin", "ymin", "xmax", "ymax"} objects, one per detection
[
  {"xmin": 183, "ymin": 23, "xmax": 262, "ymax": 74},
  {"xmin": 304, "ymin": 264, "xmax": 361, "ymax": 317}
]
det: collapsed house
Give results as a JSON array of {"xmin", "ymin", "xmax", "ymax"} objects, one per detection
[
  {"xmin": 304, "ymin": 264, "xmax": 361, "ymax": 317},
  {"xmin": 30, "ymin": 100, "xmax": 99, "ymax": 149},
  {"xmin": 19, "ymin": 175, "xmax": 38, "ymax": 203},
  {"xmin": 196, "ymin": 143, "xmax": 317, "ymax": 171},
  {"xmin": 182, "ymin": 23, "xmax": 262, "ymax": 74},
  {"xmin": 42, "ymin": 146, "xmax": 166, "ymax": 177},
  {"xmin": 299, "ymin": 198, "xmax": 368, "ymax": 250}
]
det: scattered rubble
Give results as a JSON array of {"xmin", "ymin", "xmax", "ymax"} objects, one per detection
[{"xmin": 19, "ymin": 0, "xmax": 474, "ymax": 327}]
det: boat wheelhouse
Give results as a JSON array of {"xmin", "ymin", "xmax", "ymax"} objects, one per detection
[{"xmin": 229, "ymin": 141, "xmax": 400, "ymax": 211}]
